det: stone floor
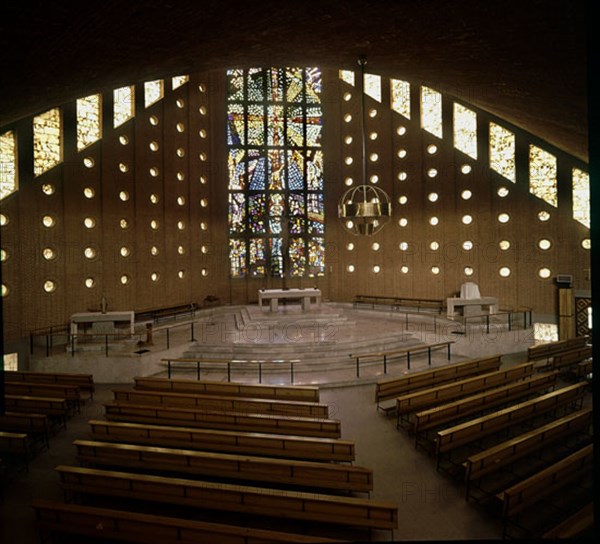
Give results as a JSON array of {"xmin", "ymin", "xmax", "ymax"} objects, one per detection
[
  {"xmin": 0, "ymin": 379, "xmax": 509, "ymax": 543},
  {"xmin": 3, "ymin": 306, "xmax": 588, "ymax": 542}
]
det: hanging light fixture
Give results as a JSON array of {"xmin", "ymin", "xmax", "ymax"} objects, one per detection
[{"xmin": 338, "ymin": 57, "xmax": 391, "ymax": 236}]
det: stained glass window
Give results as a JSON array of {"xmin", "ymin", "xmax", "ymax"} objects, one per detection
[
  {"xmin": 227, "ymin": 67, "xmax": 325, "ymax": 278},
  {"xmin": 489, "ymin": 122, "xmax": 516, "ymax": 182},
  {"xmin": 144, "ymin": 80, "xmax": 164, "ymax": 108},
  {"xmin": 529, "ymin": 145, "xmax": 557, "ymax": 207},
  {"xmin": 77, "ymin": 94, "xmax": 102, "ymax": 151},
  {"xmin": 572, "ymin": 168, "xmax": 590, "ymax": 228},
  {"xmin": 421, "ymin": 86, "xmax": 442, "ymax": 138},
  {"xmin": 0, "ymin": 130, "xmax": 17, "ymax": 200},
  {"xmin": 114, "ymin": 86, "xmax": 135, "ymax": 128},
  {"xmin": 33, "ymin": 108, "xmax": 62, "ymax": 177},
  {"xmin": 391, "ymin": 79, "xmax": 410, "ymax": 119},
  {"xmin": 453, "ymin": 103, "xmax": 477, "ymax": 159}
]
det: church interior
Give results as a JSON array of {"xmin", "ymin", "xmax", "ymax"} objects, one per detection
[{"xmin": 0, "ymin": 0, "xmax": 595, "ymax": 541}]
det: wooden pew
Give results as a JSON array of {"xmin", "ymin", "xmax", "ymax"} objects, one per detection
[
  {"xmin": 463, "ymin": 408, "xmax": 592, "ymax": 499},
  {"xmin": 4, "ymin": 370, "xmax": 95, "ymax": 400},
  {"xmin": 74, "ymin": 439, "xmax": 373, "ymax": 493},
  {"xmin": 0, "ymin": 412, "xmax": 50, "ymax": 449},
  {"xmin": 397, "ymin": 363, "xmax": 535, "ymax": 426},
  {"xmin": 527, "ymin": 336, "xmax": 588, "ymax": 366},
  {"xmin": 104, "ymin": 403, "xmax": 342, "ymax": 438},
  {"xmin": 4, "ymin": 396, "xmax": 69, "ymax": 428},
  {"xmin": 576, "ymin": 359, "xmax": 593, "ymax": 380},
  {"xmin": 0, "ymin": 431, "xmax": 30, "ymax": 471},
  {"xmin": 497, "ymin": 444, "xmax": 593, "ymax": 538},
  {"xmin": 435, "ymin": 382, "xmax": 587, "ymax": 461},
  {"xmin": 32, "ymin": 500, "xmax": 344, "ymax": 543},
  {"xmin": 112, "ymin": 389, "xmax": 329, "ymax": 418},
  {"xmin": 375, "ymin": 354, "xmax": 503, "ymax": 413},
  {"xmin": 5, "ymin": 382, "xmax": 81, "ymax": 413},
  {"xmin": 550, "ymin": 346, "xmax": 592, "ymax": 372},
  {"xmin": 414, "ymin": 371, "xmax": 559, "ymax": 438},
  {"xmin": 542, "ymin": 502, "xmax": 594, "ymax": 539},
  {"xmin": 134, "ymin": 376, "xmax": 320, "ymax": 402},
  {"xmin": 56, "ymin": 465, "xmax": 398, "ymax": 531},
  {"xmin": 88, "ymin": 420, "xmax": 355, "ymax": 463}
]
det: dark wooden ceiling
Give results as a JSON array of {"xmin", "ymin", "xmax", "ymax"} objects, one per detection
[{"xmin": 0, "ymin": 0, "xmax": 588, "ymax": 161}]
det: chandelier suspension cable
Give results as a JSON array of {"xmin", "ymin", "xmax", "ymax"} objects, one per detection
[{"xmin": 358, "ymin": 56, "xmax": 368, "ymax": 201}]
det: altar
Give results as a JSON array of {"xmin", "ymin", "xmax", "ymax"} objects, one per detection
[
  {"xmin": 70, "ymin": 311, "xmax": 136, "ymax": 336},
  {"xmin": 446, "ymin": 282, "xmax": 498, "ymax": 318},
  {"xmin": 258, "ymin": 288, "xmax": 322, "ymax": 312}
]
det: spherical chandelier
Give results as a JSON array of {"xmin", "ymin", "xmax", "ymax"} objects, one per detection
[{"xmin": 338, "ymin": 57, "xmax": 392, "ymax": 236}]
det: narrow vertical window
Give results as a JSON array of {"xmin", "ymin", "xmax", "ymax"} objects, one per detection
[
  {"xmin": 33, "ymin": 108, "xmax": 62, "ymax": 176},
  {"xmin": 489, "ymin": 122, "xmax": 516, "ymax": 182},
  {"xmin": 529, "ymin": 145, "xmax": 557, "ymax": 207},
  {"xmin": 172, "ymin": 75, "xmax": 189, "ymax": 89},
  {"xmin": 114, "ymin": 86, "xmax": 135, "ymax": 127},
  {"xmin": 453, "ymin": 103, "xmax": 477, "ymax": 159},
  {"xmin": 339, "ymin": 70, "xmax": 355, "ymax": 86},
  {"xmin": 144, "ymin": 80, "xmax": 164, "ymax": 108},
  {"xmin": 364, "ymin": 73, "xmax": 381, "ymax": 102},
  {"xmin": 227, "ymin": 67, "xmax": 325, "ymax": 278},
  {"xmin": 77, "ymin": 94, "xmax": 102, "ymax": 151},
  {"xmin": 390, "ymin": 79, "xmax": 410, "ymax": 119},
  {"xmin": 0, "ymin": 130, "xmax": 17, "ymax": 199},
  {"xmin": 421, "ymin": 86, "xmax": 442, "ymax": 138},
  {"xmin": 572, "ymin": 168, "xmax": 590, "ymax": 228}
]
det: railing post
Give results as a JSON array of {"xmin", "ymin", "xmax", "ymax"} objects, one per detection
[
  {"xmin": 166, "ymin": 328, "xmax": 170, "ymax": 350},
  {"xmin": 168, "ymin": 360, "xmax": 172, "ymax": 379},
  {"xmin": 30, "ymin": 333, "xmax": 34, "ymax": 355},
  {"xmin": 356, "ymin": 357, "xmax": 360, "ymax": 378},
  {"xmin": 383, "ymin": 354, "xmax": 387, "ymax": 374},
  {"xmin": 290, "ymin": 362, "xmax": 294, "ymax": 384},
  {"xmin": 258, "ymin": 362, "xmax": 262, "ymax": 384},
  {"xmin": 105, "ymin": 335, "xmax": 109, "ymax": 357},
  {"xmin": 71, "ymin": 334, "xmax": 75, "ymax": 357},
  {"xmin": 227, "ymin": 361, "xmax": 231, "ymax": 382},
  {"xmin": 190, "ymin": 322, "xmax": 195, "ymax": 342},
  {"xmin": 447, "ymin": 342, "xmax": 451, "ymax": 360},
  {"xmin": 428, "ymin": 347, "xmax": 432, "ymax": 366},
  {"xmin": 508, "ymin": 312, "xmax": 512, "ymax": 331},
  {"xmin": 196, "ymin": 361, "xmax": 200, "ymax": 381},
  {"xmin": 407, "ymin": 351, "xmax": 411, "ymax": 370},
  {"xmin": 486, "ymin": 315, "xmax": 490, "ymax": 334}
]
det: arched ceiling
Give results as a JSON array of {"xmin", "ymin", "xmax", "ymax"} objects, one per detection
[{"xmin": 0, "ymin": 0, "xmax": 588, "ymax": 161}]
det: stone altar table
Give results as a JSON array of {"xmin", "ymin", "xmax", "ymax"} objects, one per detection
[
  {"xmin": 258, "ymin": 288, "xmax": 322, "ymax": 312},
  {"xmin": 70, "ymin": 311, "xmax": 135, "ymax": 336}
]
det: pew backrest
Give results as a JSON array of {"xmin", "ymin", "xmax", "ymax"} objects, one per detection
[
  {"xmin": 397, "ymin": 363, "xmax": 534, "ymax": 416},
  {"xmin": 104, "ymin": 403, "xmax": 342, "ymax": 438},
  {"xmin": 414, "ymin": 371, "xmax": 558, "ymax": 434},
  {"xmin": 88, "ymin": 419, "xmax": 355, "ymax": 462},
  {"xmin": 31, "ymin": 500, "xmax": 343, "ymax": 543},
  {"xmin": 134, "ymin": 376, "xmax": 319, "ymax": 402},
  {"xmin": 498, "ymin": 443, "xmax": 593, "ymax": 519},
  {"xmin": 464, "ymin": 407, "xmax": 592, "ymax": 482},
  {"xmin": 112, "ymin": 389, "xmax": 329, "ymax": 418},
  {"xmin": 4, "ymin": 370, "xmax": 94, "ymax": 398},
  {"xmin": 436, "ymin": 382, "xmax": 587, "ymax": 455},
  {"xmin": 375, "ymin": 355, "xmax": 503, "ymax": 405},
  {"xmin": 74, "ymin": 439, "xmax": 373, "ymax": 492},
  {"xmin": 56, "ymin": 465, "xmax": 398, "ymax": 530}
]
